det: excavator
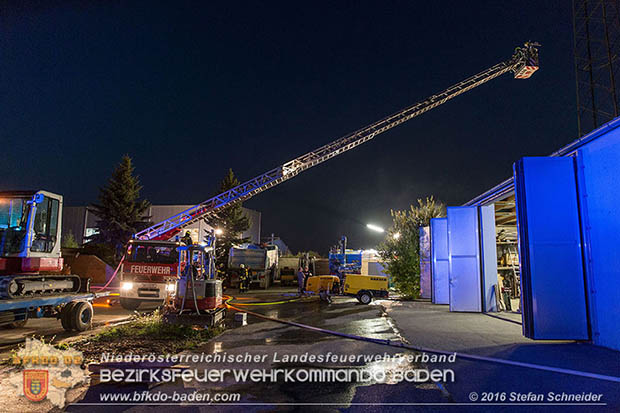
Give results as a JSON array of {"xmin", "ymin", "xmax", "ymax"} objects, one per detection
[
  {"xmin": 0, "ymin": 43, "xmax": 539, "ymax": 327},
  {"xmin": 0, "ymin": 190, "xmax": 102, "ymax": 330}
]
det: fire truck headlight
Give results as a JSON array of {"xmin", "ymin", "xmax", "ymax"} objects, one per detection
[
  {"xmin": 121, "ymin": 282, "xmax": 134, "ymax": 291},
  {"xmin": 165, "ymin": 283, "xmax": 176, "ymax": 293}
]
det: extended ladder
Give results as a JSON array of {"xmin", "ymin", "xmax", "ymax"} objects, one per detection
[{"xmin": 136, "ymin": 42, "xmax": 539, "ymax": 241}]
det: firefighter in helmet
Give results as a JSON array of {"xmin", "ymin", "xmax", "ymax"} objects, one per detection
[
  {"xmin": 181, "ymin": 231, "xmax": 193, "ymax": 246},
  {"xmin": 239, "ymin": 264, "xmax": 250, "ymax": 293}
]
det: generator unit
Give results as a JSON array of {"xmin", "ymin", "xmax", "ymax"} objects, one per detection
[
  {"xmin": 305, "ymin": 275, "xmax": 340, "ymax": 295},
  {"xmin": 344, "ymin": 274, "xmax": 389, "ymax": 304}
]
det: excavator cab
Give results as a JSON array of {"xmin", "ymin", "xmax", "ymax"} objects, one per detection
[
  {"xmin": 0, "ymin": 190, "xmax": 63, "ymax": 273},
  {"xmin": 0, "ymin": 190, "xmax": 81, "ymax": 299},
  {"xmin": 513, "ymin": 42, "xmax": 540, "ymax": 79}
]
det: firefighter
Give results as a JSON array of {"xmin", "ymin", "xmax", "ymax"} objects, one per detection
[
  {"xmin": 181, "ymin": 231, "xmax": 193, "ymax": 246},
  {"xmin": 239, "ymin": 264, "xmax": 250, "ymax": 293},
  {"xmin": 297, "ymin": 266, "xmax": 306, "ymax": 296}
]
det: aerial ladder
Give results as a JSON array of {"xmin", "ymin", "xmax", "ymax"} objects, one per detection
[{"xmin": 136, "ymin": 42, "xmax": 540, "ymax": 242}]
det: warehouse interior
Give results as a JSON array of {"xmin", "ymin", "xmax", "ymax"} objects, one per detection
[{"xmin": 493, "ymin": 195, "xmax": 520, "ymax": 313}]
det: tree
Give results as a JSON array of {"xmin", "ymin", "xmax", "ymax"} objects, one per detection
[
  {"xmin": 378, "ymin": 196, "xmax": 445, "ymax": 299},
  {"xmin": 61, "ymin": 230, "xmax": 79, "ymax": 249},
  {"xmin": 207, "ymin": 169, "xmax": 251, "ymax": 268},
  {"xmin": 89, "ymin": 155, "xmax": 151, "ymax": 260}
]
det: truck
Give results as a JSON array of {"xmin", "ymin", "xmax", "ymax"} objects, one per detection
[
  {"xmin": 228, "ymin": 244, "xmax": 279, "ymax": 289},
  {"xmin": 119, "ymin": 239, "xmax": 181, "ymax": 310},
  {"xmin": 0, "ymin": 190, "xmax": 108, "ymax": 331}
]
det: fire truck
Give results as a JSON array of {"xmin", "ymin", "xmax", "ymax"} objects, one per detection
[{"xmin": 118, "ymin": 239, "xmax": 182, "ymax": 310}]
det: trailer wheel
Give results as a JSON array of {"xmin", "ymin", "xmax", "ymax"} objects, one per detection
[
  {"xmin": 61, "ymin": 302, "xmax": 78, "ymax": 331},
  {"xmin": 357, "ymin": 290, "xmax": 373, "ymax": 305},
  {"xmin": 71, "ymin": 302, "xmax": 93, "ymax": 332}
]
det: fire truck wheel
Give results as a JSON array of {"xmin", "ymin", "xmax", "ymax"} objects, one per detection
[
  {"xmin": 71, "ymin": 301, "xmax": 93, "ymax": 332},
  {"xmin": 61, "ymin": 302, "xmax": 78, "ymax": 331},
  {"xmin": 120, "ymin": 297, "xmax": 141, "ymax": 311}
]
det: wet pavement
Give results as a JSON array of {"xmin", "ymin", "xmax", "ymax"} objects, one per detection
[
  {"xmin": 67, "ymin": 292, "xmax": 450, "ymax": 412},
  {"xmin": 52, "ymin": 291, "xmax": 620, "ymax": 412},
  {"xmin": 383, "ymin": 300, "xmax": 620, "ymax": 412}
]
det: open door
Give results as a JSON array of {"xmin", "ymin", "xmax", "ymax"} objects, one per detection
[
  {"xmin": 419, "ymin": 226, "xmax": 431, "ymax": 299},
  {"xmin": 479, "ymin": 205, "xmax": 498, "ymax": 312},
  {"xmin": 514, "ymin": 157, "xmax": 589, "ymax": 340},
  {"xmin": 430, "ymin": 218, "xmax": 449, "ymax": 304},
  {"xmin": 447, "ymin": 207, "xmax": 482, "ymax": 312}
]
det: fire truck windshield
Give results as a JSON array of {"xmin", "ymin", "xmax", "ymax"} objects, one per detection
[{"xmin": 127, "ymin": 243, "xmax": 178, "ymax": 264}]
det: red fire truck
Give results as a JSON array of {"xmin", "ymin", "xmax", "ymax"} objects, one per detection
[{"xmin": 119, "ymin": 240, "xmax": 182, "ymax": 310}]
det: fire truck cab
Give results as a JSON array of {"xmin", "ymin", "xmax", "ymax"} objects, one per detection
[{"xmin": 119, "ymin": 239, "xmax": 181, "ymax": 310}]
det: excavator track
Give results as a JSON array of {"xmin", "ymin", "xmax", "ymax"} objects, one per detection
[{"xmin": 0, "ymin": 274, "xmax": 81, "ymax": 299}]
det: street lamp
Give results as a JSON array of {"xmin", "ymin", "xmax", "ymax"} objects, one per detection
[
  {"xmin": 366, "ymin": 224, "xmax": 385, "ymax": 233},
  {"xmin": 214, "ymin": 228, "xmax": 223, "ymax": 236},
  {"xmin": 393, "ymin": 232, "xmax": 401, "ymax": 240}
]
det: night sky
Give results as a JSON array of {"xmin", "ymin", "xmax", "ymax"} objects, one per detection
[{"xmin": 1, "ymin": 1, "xmax": 576, "ymax": 253}]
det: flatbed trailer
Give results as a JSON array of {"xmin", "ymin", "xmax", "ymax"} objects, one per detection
[{"xmin": 0, "ymin": 290, "xmax": 110, "ymax": 331}]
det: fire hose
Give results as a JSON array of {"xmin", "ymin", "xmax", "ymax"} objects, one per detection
[{"xmin": 92, "ymin": 254, "xmax": 126, "ymax": 291}]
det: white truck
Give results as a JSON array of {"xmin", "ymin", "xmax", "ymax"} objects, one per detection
[{"xmin": 228, "ymin": 244, "xmax": 279, "ymax": 289}]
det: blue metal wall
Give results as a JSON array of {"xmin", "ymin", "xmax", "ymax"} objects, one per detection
[
  {"xmin": 574, "ymin": 126, "xmax": 620, "ymax": 350},
  {"xmin": 430, "ymin": 218, "xmax": 449, "ymax": 304},
  {"xmin": 514, "ymin": 157, "xmax": 589, "ymax": 340}
]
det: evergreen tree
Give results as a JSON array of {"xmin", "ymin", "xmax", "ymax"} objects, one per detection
[
  {"xmin": 89, "ymin": 155, "xmax": 151, "ymax": 257},
  {"xmin": 207, "ymin": 169, "xmax": 250, "ymax": 268}
]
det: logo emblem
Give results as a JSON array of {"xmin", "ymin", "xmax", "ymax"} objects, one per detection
[{"xmin": 23, "ymin": 370, "xmax": 48, "ymax": 402}]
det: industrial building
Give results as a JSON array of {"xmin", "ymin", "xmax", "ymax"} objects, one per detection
[
  {"xmin": 428, "ymin": 117, "xmax": 620, "ymax": 352},
  {"xmin": 62, "ymin": 205, "xmax": 261, "ymax": 245}
]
